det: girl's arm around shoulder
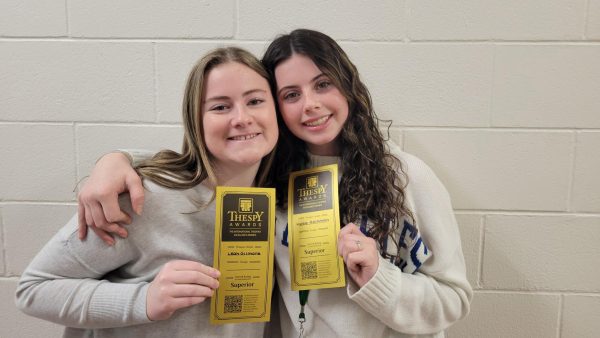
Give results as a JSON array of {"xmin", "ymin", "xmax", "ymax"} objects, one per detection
[{"xmin": 15, "ymin": 213, "xmax": 151, "ymax": 329}]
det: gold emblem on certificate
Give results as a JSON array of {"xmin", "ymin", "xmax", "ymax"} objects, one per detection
[
  {"xmin": 210, "ymin": 187, "xmax": 275, "ymax": 324},
  {"xmin": 288, "ymin": 164, "xmax": 346, "ymax": 290}
]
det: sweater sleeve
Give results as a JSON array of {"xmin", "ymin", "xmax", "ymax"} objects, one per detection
[
  {"xmin": 347, "ymin": 153, "xmax": 472, "ymax": 334},
  {"xmin": 15, "ymin": 214, "xmax": 152, "ymax": 329}
]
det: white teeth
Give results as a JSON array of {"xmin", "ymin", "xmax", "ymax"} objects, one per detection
[
  {"xmin": 230, "ymin": 133, "xmax": 258, "ymax": 141},
  {"xmin": 304, "ymin": 115, "xmax": 329, "ymax": 127}
]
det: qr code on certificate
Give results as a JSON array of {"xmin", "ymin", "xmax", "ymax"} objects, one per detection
[
  {"xmin": 224, "ymin": 295, "xmax": 243, "ymax": 313},
  {"xmin": 301, "ymin": 261, "xmax": 318, "ymax": 279}
]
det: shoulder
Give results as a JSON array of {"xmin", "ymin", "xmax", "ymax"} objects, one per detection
[
  {"xmin": 387, "ymin": 141, "xmax": 452, "ymax": 201},
  {"xmin": 387, "ymin": 142, "xmax": 442, "ymax": 186},
  {"xmin": 118, "ymin": 179, "xmax": 212, "ymax": 216}
]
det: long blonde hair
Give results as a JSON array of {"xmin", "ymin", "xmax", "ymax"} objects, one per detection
[{"xmin": 136, "ymin": 47, "xmax": 276, "ymax": 200}]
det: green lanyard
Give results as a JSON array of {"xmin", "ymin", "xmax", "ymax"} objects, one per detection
[{"xmin": 298, "ymin": 290, "xmax": 309, "ymax": 338}]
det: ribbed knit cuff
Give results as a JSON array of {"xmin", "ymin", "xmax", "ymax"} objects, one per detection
[
  {"xmin": 133, "ymin": 283, "xmax": 151, "ymax": 322},
  {"xmin": 88, "ymin": 281, "xmax": 151, "ymax": 326},
  {"xmin": 347, "ymin": 256, "xmax": 402, "ymax": 313}
]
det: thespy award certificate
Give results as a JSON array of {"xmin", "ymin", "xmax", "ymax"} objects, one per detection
[
  {"xmin": 210, "ymin": 187, "xmax": 275, "ymax": 324},
  {"xmin": 288, "ymin": 164, "xmax": 346, "ymax": 291}
]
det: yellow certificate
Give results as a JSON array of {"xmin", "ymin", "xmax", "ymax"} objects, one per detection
[
  {"xmin": 288, "ymin": 164, "xmax": 346, "ymax": 291},
  {"xmin": 210, "ymin": 186, "xmax": 275, "ymax": 324}
]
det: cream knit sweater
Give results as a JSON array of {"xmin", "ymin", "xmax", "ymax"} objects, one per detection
[{"xmin": 273, "ymin": 145, "xmax": 472, "ymax": 338}]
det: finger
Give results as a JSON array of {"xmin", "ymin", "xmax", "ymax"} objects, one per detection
[
  {"xmin": 89, "ymin": 200, "xmax": 111, "ymax": 231},
  {"xmin": 78, "ymin": 203, "xmax": 88, "ymax": 240},
  {"xmin": 170, "ymin": 296, "xmax": 209, "ymax": 311},
  {"xmin": 100, "ymin": 222, "xmax": 129, "ymax": 238},
  {"xmin": 345, "ymin": 238, "xmax": 379, "ymax": 266},
  {"xmin": 83, "ymin": 202, "xmax": 95, "ymax": 229},
  {"xmin": 99, "ymin": 194, "xmax": 132, "ymax": 225},
  {"xmin": 340, "ymin": 239, "xmax": 354, "ymax": 261},
  {"xmin": 169, "ymin": 270, "xmax": 220, "ymax": 289},
  {"xmin": 89, "ymin": 195, "xmax": 129, "ymax": 238},
  {"xmin": 346, "ymin": 250, "xmax": 379, "ymax": 284},
  {"xmin": 126, "ymin": 174, "xmax": 145, "ymax": 215},
  {"xmin": 170, "ymin": 284, "xmax": 215, "ymax": 298},
  {"xmin": 345, "ymin": 251, "xmax": 365, "ymax": 274},
  {"xmin": 346, "ymin": 251, "xmax": 361, "ymax": 266},
  {"xmin": 338, "ymin": 222, "xmax": 360, "ymax": 237},
  {"xmin": 165, "ymin": 260, "xmax": 221, "ymax": 279},
  {"xmin": 346, "ymin": 250, "xmax": 367, "ymax": 266},
  {"xmin": 338, "ymin": 231, "xmax": 354, "ymax": 252},
  {"xmin": 338, "ymin": 234, "xmax": 364, "ymax": 258},
  {"xmin": 90, "ymin": 224, "xmax": 115, "ymax": 246}
]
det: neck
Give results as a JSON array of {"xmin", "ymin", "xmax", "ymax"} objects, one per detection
[
  {"xmin": 210, "ymin": 161, "xmax": 261, "ymax": 188},
  {"xmin": 306, "ymin": 138, "xmax": 341, "ymax": 156},
  {"xmin": 307, "ymin": 151, "xmax": 342, "ymax": 169}
]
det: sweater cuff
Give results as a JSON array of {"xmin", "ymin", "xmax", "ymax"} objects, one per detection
[
  {"xmin": 347, "ymin": 256, "xmax": 402, "ymax": 312},
  {"xmin": 89, "ymin": 281, "xmax": 152, "ymax": 326}
]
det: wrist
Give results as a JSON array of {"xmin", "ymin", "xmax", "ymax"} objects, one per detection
[
  {"xmin": 96, "ymin": 151, "xmax": 133, "ymax": 166},
  {"xmin": 112, "ymin": 150, "xmax": 134, "ymax": 165}
]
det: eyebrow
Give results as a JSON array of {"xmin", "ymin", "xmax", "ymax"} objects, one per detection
[
  {"xmin": 277, "ymin": 73, "xmax": 325, "ymax": 96},
  {"xmin": 204, "ymin": 89, "xmax": 268, "ymax": 103}
]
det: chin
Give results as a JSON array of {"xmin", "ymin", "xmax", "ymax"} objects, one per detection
[
  {"xmin": 235, "ymin": 154, "xmax": 266, "ymax": 166},
  {"xmin": 308, "ymin": 137, "xmax": 337, "ymax": 147}
]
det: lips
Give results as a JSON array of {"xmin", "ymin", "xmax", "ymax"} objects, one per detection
[
  {"xmin": 303, "ymin": 115, "xmax": 331, "ymax": 127},
  {"xmin": 228, "ymin": 133, "xmax": 260, "ymax": 141}
]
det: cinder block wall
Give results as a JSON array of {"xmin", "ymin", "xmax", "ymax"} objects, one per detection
[{"xmin": 1, "ymin": 1, "xmax": 599, "ymax": 337}]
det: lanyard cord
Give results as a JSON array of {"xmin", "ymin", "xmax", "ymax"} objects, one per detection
[{"xmin": 298, "ymin": 290, "xmax": 309, "ymax": 338}]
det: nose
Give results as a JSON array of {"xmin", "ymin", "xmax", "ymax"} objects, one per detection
[
  {"xmin": 303, "ymin": 91, "xmax": 321, "ymax": 113},
  {"xmin": 232, "ymin": 105, "xmax": 253, "ymax": 127}
]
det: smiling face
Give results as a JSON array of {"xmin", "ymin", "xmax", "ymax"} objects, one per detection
[
  {"xmin": 202, "ymin": 61, "xmax": 278, "ymax": 170},
  {"xmin": 274, "ymin": 54, "xmax": 349, "ymax": 156}
]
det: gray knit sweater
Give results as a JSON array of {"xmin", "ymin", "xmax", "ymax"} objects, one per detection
[{"xmin": 16, "ymin": 180, "xmax": 266, "ymax": 338}]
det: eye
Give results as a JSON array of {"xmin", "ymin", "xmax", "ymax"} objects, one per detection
[
  {"xmin": 209, "ymin": 104, "xmax": 229, "ymax": 112},
  {"xmin": 248, "ymin": 98, "xmax": 265, "ymax": 106},
  {"xmin": 282, "ymin": 91, "xmax": 300, "ymax": 102},
  {"xmin": 316, "ymin": 80, "xmax": 331, "ymax": 90}
]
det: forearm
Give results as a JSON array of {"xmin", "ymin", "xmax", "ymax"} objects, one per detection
[
  {"xmin": 16, "ymin": 216, "xmax": 151, "ymax": 328},
  {"xmin": 347, "ymin": 149, "xmax": 473, "ymax": 333},
  {"xmin": 17, "ymin": 275, "xmax": 150, "ymax": 329},
  {"xmin": 348, "ymin": 252, "xmax": 471, "ymax": 334}
]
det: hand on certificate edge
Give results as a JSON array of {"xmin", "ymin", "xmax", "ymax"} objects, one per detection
[
  {"xmin": 337, "ymin": 223, "xmax": 379, "ymax": 288},
  {"xmin": 146, "ymin": 260, "xmax": 221, "ymax": 321}
]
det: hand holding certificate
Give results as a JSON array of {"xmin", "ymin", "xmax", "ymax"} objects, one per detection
[
  {"xmin": 287, "ymin": 164, "xmax": 346, "ymax": 291},
  {"xmin": 210, "ymin": 187, "xmax": 275, "ymax": 324}
]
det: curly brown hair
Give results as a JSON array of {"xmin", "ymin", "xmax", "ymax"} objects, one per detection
[{"xmin": 262, "ymin": 29, "xmax": 414, "ymax": 256}]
